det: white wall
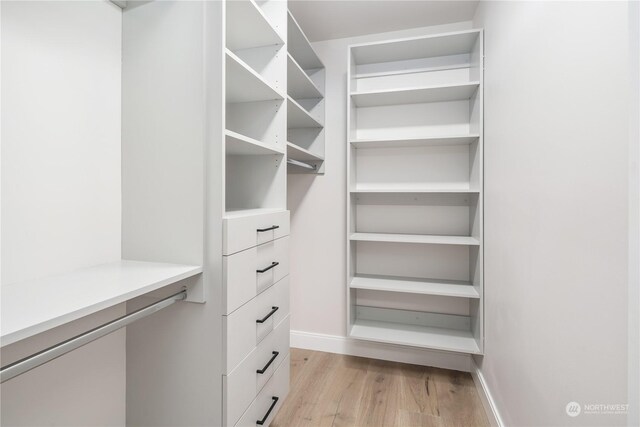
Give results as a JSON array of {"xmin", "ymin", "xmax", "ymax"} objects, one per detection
[
  {"xmin": 628, "ymin": 2, "xmax": 640, "ymax": 425},
  {"xmin": 287, "ymin": 21, "xmax": 479, "ymax": 371},
  {"xmin": 1, "ymin": 1, "xmax": 125, "ymax": 425},
  {"xmin": 473, "ymin": 2, "xmax": 630, "ymax": 426}
]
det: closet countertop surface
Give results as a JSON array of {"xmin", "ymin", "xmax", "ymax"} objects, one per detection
[{"xmin": 1, "ymin": 260, "xmax": 202, "ymax": 347}]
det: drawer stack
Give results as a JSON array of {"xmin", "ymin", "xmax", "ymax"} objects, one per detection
[{"xmin": 222, "ymin": 210, "xmax": 291, "ymax": 427}]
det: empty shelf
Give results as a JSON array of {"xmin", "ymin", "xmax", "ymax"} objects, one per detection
[
  {"xmin": 351, "ymin": 30, "xmax": 480, "ymax": 66},
  {"xmin": 224, "ymin": 208, "xmax": 286, "ymax": 219},
  {"xmin": 225, "ymin": 130, "xmax": 284, "ymax": 155},
  {"xmin": 287, "ymin": 142, "xmax": 324, "ymax": 163},
  {"xmin": 287, "ymin": 96, "xmax": 323, "ymax": 128},
  {"xmin": 226, "ymin": 50, "xmax": 284, "ymax": 103},
  {"xmin": 350, "ymin": 135, "xmax": 480, "ymax": 149},
  {"xmin": 287, "ymin": 11, "xmax": 323, "ymax": 70},
  {"xmin": 1, "ymin": 261, "xmax": 202, "ymax": 347},
  {"xmin": 287, "ymin": 53, "xmax": 323, "ymax": 99},
  {"xmin": 350, "ymin": 275, "xmax": 479, "ymax": 298},
  {"xmin": 226, "ymin": 0, "xmax": 283, "ymax": 51},
  {"xmin": 350, "ymin": 319, "xmax": 480, "ymax": 354},
  {"xmin": 350, "ymin": 232, "xmax": 480, "ymax": 246},
  {"xmin": 351, "ymin": 82, "xmax": 479, "ymax": 107},
  {"xmin": 351, "ymin": 183, "xmax": 479, "ymax": 194}
]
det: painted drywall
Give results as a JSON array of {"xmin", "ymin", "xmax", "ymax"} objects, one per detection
[
  {"xmin": 287, "ymin": 21, "xmax": 478, "ymax": 372},
  {"xmin": 0, "ymin": 1, "xmax": 125, "ymax": 425},
  {"xmin": 628, "ymin": 2, "xmax": 640, "ymax": 425},
  {"xmin": 473, "ymin": 2, "xmax": 630, "ymax": 426}
]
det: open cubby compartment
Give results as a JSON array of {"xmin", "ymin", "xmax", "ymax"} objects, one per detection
[
  {"xmin": 351, "ymin": 192, "xmax": 480, "ymax": 238},
  {"xmin": 287, "ymin": 9, "xmax": 323, "ymax": 71},
  {"xmin": 228, "ymin": 44, "xmax": 286, "ymax": 96},
  {"xmin": 226, "ymin": 99, "xmax": 286, "ymax": 150},
  {"xmin": 226, "ymin": 0, "xmax": 287, "ymax": 52},
  {"xmin": 349, "ymin": 305, "xmax": 481, "ymax": 354},
  {"xmin": 350, "ymin": 87, "xmax": 481, "ymax": 141},
  {"xmin": 350, "ymin": 140, "xmax": 480, "ymax": 193},
  {"xmin": 288, "ymin": 127, "xmax": 324, "ymax": 158},
  {"xmin": 225, "ymin": 152, "xmax": 286, "ymax": 212},
  {"xmin": 349, "ymin": 30, "xmax": 482, "ymax": 93}
]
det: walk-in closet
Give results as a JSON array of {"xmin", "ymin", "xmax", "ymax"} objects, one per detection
[{"xmin": 1, "ymin": 1, "xmax": 638, "ymax": 426}]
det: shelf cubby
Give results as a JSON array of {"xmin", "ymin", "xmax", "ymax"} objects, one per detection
[
  {"xmin": 350, "ymin": 306, "xmax": 481, "ymax": 355},
  {"xmin": 287, "ymin": 96, "xmax": 322, "ymax": 128},
  {"xmin": 226, "ymin": 50, "xmax": 284, "ymax": 103},
  {"xmin": 351, "ymin": 192, "xmax": 481, "ymax": 239},
  {"xmin": 351, "ymin": 82, "xmax": 479, "ymax": 108},
  {"xmin": 347, "ymin": 29, "xmax": 484, "ymax": 355},
  {"xmin": 287, "ymin": 53, "xmax": 323, "ymax": 99},
  {"xmin": 226, "ymin": 0, "xmax": 284, "ymax": 51}
]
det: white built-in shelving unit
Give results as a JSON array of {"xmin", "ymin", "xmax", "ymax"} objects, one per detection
[
  {"xmin": 286, "ymin": 11, "xmax": 325, "ymax": 173},
  {"xmin": 347, "ymin": 30, "xmax": 484, "ymax": 355}
]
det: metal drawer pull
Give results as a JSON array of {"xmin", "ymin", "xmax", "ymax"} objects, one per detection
[
  {"xmin": 256, "ymin": 306, "xmax": 279, "ymax": 324},
  {"xmin": 256, "ymin": 396, "xmax": 279, "ymax": 425},
  {"xmin": 256, "ymin": 262, "xmax": 279, "ymax": 274},
  {"xmin": 257, "ymin": 225, "xmax": 279, "ymax": 233},
  {"xmin": 256, "ymin": 351, "xmax": 279, "ymax": 374}
]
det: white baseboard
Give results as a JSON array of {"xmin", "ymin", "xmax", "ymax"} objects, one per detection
[
  {"xmin": 290, "ymin": 329, "xmax": 472, "ymax": 372},
  {"xmin": 471, "ymin": 360, "xmax": 504, "ymax": 427}
]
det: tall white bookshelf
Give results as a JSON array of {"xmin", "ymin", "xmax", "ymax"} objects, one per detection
[
  {"xmin": 286, "ymin": 10, "xmax": 325, "ymax": 174},
  {"xmin": 346, "ymin": 30, "xmax": 484, "ymax": 355}
]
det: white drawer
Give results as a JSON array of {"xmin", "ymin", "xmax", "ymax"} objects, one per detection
[
  {"xmin": 223, "ymin": 237, "xmax": 289, "ymax": 314},
  {"xmin": 223, "ymin": 316, "xmax": 290, "ymax": 426},
  {"xmin": 223, "ymin": 276, "xmax": 290, "ymax": 373},
  {"xmin": 234, "ymin": 353, "xmax": 290, "ymax": 427},
  {"xmin": 223, "ymin": 210, "xmax": 290, "ymax": 255}
]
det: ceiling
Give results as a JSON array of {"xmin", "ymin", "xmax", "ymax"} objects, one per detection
[{"xmin": 288, "ymin": 0, "xmax": 479, "ymax": 42}]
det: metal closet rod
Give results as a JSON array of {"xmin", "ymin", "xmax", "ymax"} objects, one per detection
[
  {"xmin": 0, "ymin": 289, "xmax": 187, "ymax": 384},
  {"xmin": 287, "ymin": 158, "xmax": 316, "ymax": 171}
]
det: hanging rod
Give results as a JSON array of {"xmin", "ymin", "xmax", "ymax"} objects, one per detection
[
  {"xmin": 0, "ymin": 289, "xmax": 187, "ymax": 383},
  {"xmin": 287, "ymin": 158, "xmax": 317, "ymax": 171}
]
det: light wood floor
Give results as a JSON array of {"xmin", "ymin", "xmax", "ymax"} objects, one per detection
[{"xmin": 272, "ymin": 348, "xmax": 489, "ymax": 427}]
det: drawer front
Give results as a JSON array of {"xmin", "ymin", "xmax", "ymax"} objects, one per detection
[
  {"xmin": 234, "ymin": 353, "xmax": 290, "ymax": 427},
  {"xmin": 223, "ymin": 237, "xmax": 289, "ymax": 314},
  {"xmin": 223, "ymin": 210, "xmax": 290, "ymax": 255},
  {"xmin": 224, "ymin": 316, "xmax": 290, "ymax": 426},
  {"xmin": 224, "ymin": 276, "xmax": 290, "ymax": 373}
]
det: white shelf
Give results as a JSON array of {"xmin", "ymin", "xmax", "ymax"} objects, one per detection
[
  {"xmin": 350, "ymin": 275, "xmax": 479, "ymax": 299},
  {"xmin": 226, "ymin": 49, "xmax": 284, "ymax": 103},
  {"xmin": 1, "ymin": 261, "xmax": 202, "ymax": 347},
  {"xmin": 287, "ymin": 53, "xmax": 323, "ymax": 99},
  {"xmin": 224, "ymin": 207, "xmax": 286, "ymax": 220},
  {"xmin": 226, "ymin": 0, "xmax": 284, "ymax": 51},
  {"xmin": 350, "ymin": 232, "xmax": 480, "ymax": 246},
  {"xmin": 225, "ymin": 130, "xmax": 284, "ymax": 156},
  {"xmin": 287, "ymin": 142, "xmax": 324, "ymax": 163},
  {"xmin": 350, "ymin": 134, "xmax": 480, "ymax": 149},
  {"xmin": 351, "ymin": 82, "xmax": 480, "ymax": 108},
  {"xmin": 351, "ymin": 30, "xmax": 480, "ymax": 66},
  {"xmin": 350, "ymin": 318, "xmax": 480, "ymax": 354},
  {"xmin": 287, "ymin": 96, "xmax": 323, "ymax": 128},
  {"xmin": 287, "ymin": 10, "xmax": 323, "ymax": 70},
  {"xmin": 351, "ymin": 183, "xmax": 479, "ymax": 193}
]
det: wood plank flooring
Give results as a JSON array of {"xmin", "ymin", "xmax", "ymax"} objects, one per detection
[{"xmin": 272, "ymin": 348, "xmax": 489, "ymax": 427}]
